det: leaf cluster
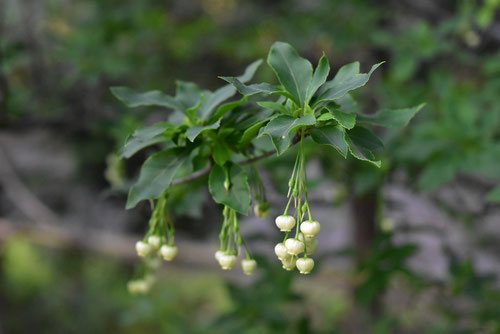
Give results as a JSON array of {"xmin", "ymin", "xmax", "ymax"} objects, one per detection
[{"xmin": 112, "ymin": 42, "xmax": 422, "ymax": 212}]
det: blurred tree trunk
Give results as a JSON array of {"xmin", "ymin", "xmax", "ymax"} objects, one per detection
[
  {"xmin": 352, "ymin": 189, "xmax": 378, "ymax": 264},
  {"xmin": 0, "ymin": 1, "xmax": 9, "ymax": 123},
  {"xmin": 351, "ymin": 187, "xmax": 382, "ymax": 316}
]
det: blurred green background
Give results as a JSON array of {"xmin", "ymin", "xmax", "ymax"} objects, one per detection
[{"xmin": 1, "ymin": 0, "xmax": 500, "ymax": 333}]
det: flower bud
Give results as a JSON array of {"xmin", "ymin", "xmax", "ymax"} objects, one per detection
[
  {"xmin": 305, "ymin": 239, "xmax": 317, "ymax": 256},
  {"xmin": 300, "ymin": 220, "xmax": 321, "ymax": 238},
  {"xmin": 284, "ymin": 238, "xmax": 305, "ymax": 255},
  {"xmin": 219, "ymin": 254, "xmax": 237, "ymax": 270},
  {"xmin": 241, "ymin": 259, "xmax": 257, "ymax": 275},
  {"xmin": 160, "ymin": 245, "xmax": 178, "ymax": 261},
  {"xmin": 147, "ymin": 235, "xmax": 162, "ymax": 249},
  {"xmin": 274, "ymin": 243, "xmax": 288, "ymax": 259},
  {"xmin": 254, "ymin": 202, "xmax": 270, "ymax": 219},
  {"xmin": 281, "ymin": 256, "xmax": 296, "ymax": 271},
  {"xmin": 215, "ymin": 250, "xmax": 226, "ymax": 263},
  {"xmin": 275, "ymin": 215, "xmax": 296, "ymax": 232},
  {"xmin": 135, "ymin": 241, "xmax": 152, "ymax": 257},
  {"xmin": 127, "ymin": 279, "xmax": 150, "ymax": 295},
  {"xmin": 296, "ymin": 257, "xmax": 314, "ymax": 274},
  {"xmin": 297, "ymin": 233, "xmax": 317, "ymax": 255}
]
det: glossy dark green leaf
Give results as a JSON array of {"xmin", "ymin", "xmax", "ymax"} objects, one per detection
[
  {"xmin": 186, "ymin": 119, "xmax": 221, "ymax": 142},
  {"xmin": 306, "ymin": 54, "xmax": 330, "ymax": 103},
  {"xmin": 316, "ymin": 62, "xmax": 383, "ymax": 104},
  {"xmin": 336, "ymin": 94, "xmax": 358, "ymax": 112},
  {"xmin": 257, "ymin": 101, "xmax": 288, "ymax": 114},
  {"xmin": 198, "ymin": 60, "xmax": 262, "ymax": 120},
  {"xmin": 210, "ymin": 97, "xmax": 248, "ymax": 122},
  {"xmin": 174, "ymin": 81, "xmax": 203, "ymax": 110},
  {"xmin": 316, "ymin": 112, "xmax": 335, "ymax": 122},
  {"xmin": 111, "ymin": 87, "xmax": 183, "ymax": 110},
  {"xmin": 197, "ymin": 85, "xmax": 235, "ymax": 120},
  {"xmin": 267, "ymin": 42, "xmax": 313, "ymax": 106},
  {"xmin": 261, "ymin": 114, "xmax": 316, "ymax": 155},
  {"xmin": 346, "ymin": 126, "xmax": 383, "ymax": 167},
  {"xmin": 236, "ymin": 59, "xmax": 263, "ymax": 83},
  {"xmin": 310, "ymin": 125, "xmax": 348, "ymax": 157},
  {"xmin": 208, "ymin": 163, "xmax": 251, "ymax": 214},
  {"xmin": 316, "ymin": 107, "xmax": 356, "ymax": 129},
  {"xmin": 121, "ymin": 124, "xmax": 172, "ymax": 158},
  {"xmin": 212, "ymin": 140, "xmax": 232, "ymax": 166},
  {"xmin": 358, "ymin": 104, "xmax": 425, "ymax": 129},
  {"xmin": 329, "ymin": 108, "xmax": 356, "ymax": 129},
  {"xmin": 126, "ymin": 149, "xmax": 187, "ymax": 209},
  {"xmin": 218, "ymin": 77, "xmax": 282, "ymax": 97},
  {"xmin": 239, "ymin": 120, "xmax": 267, "ymax": 148}
]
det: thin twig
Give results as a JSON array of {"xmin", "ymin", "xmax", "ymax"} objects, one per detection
[
  {"xmin": 171, "ymin": 134, "xmax": 301, "ymax": 187},
  {"xmin": 171, "ymin": 165, "xmax": 213, "ymax": 186},
  {"xmin": 171, "ymin": 150, "xmax": 275, "ymax": 186}
]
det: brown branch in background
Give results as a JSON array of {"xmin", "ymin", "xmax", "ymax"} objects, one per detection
[
  {"xmin": 0, "ymin": 218, "xmax": 359, "ymax": 286},
  {"xmin": 0, "ymin": 144, "xmax": 61, "ymax": 225},
  {"xmin": 0, "ymin": 217, "xmax": 218, "ymax": 269}
]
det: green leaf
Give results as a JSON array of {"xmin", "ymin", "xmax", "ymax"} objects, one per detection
[
  {"xmin": 198, "ymin": 60, "xmax": 262, "ymax": 120},
  {"xmin": 257, "ymin": 101, "xmax": 288, "ymax": 114},
  {"xmin": 121, "ymin": 124, "xmax": 171, "ymax": 158},
  {"xmin": 316, "ymin": 62, "xmax": 383, "ymax": 104},
  {"xmin": 267, "ymin": 41, "xmax": 313, "ymax": 107},
  {"xmin": 236, "ymin": 59, "xmax": 263, "ymax": 83},
  {"xmin": 346, "ymin": 126, "xmax": 383, "ymax": 167},
  {"xmin": 486, "ymin": 186, "xmax": 500, "ymax": 203},
  {"xmin": 333, "ymin": 62, "xmax": 361, "ymax": 82},
  {"xmin": 126, "ymin": 149, "xmax": 187, "ymax": 209},
  {"xmin": 261, "ymin": 114, "xmax": 316, "ymax": 155},
  {"xmin": 174, "ymin": 81, "xmax": 203, "ymax": 110},
  {"xmin": 316, "ymin": 107, "xmax": 356, "ymax": 129},
  {"xmin": 198, "ymin": 85, "xmax": 235, "ymax": 120},
  {"xmin": 218, "ymin": 77, "xmax": 282, "ymax": 97},
  {"xmin": 310, "ymin": 125, "xmax": 348, "ymax": 157},
  {"xmin": 358, "ymin": 104, "xmax": 425, "ymax": 129},
  {"xmin": 210, "ymin": 97, "xmax": 248, "ymax": 122},
  {"xmin": 209, "ymin": 163, "xmax": 251, "ymax": 214},
  {"xmin": 111, "ymin": 87, "xmax": 183, "ymax": 110},
  {"xmin": 239, "ymin": 120, "xmax": 267, "ymax": 148},
  {"xmin": 329, "ymin": 108, "xmax": 356, "ymax": 129},
  {"xmin": 185, "ymin": 99, "xmax": 203, "ymax": 122},
  {"xmin": 186, "ymin": 119, "xmax": 221, "ymax": 142},
  {"xmin": 306, "ymin": 54, "xmax": 330, "ymax": 103},
  {"xmin": 212, "ymin": 140, "xmax": 232, "ymax": 166},
  {"xmin": 336, "ymin": 94, "xmax": 358, "ymax": 112},
  {"xmin": 317, "ymin": 113, "xmax": 335, "ymax": 122}
]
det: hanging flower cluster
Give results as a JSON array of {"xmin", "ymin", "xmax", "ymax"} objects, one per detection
[
  {"xmin": 215, "ymin": 205, "xmax": 257, "ymax": 275},
  {"xmin": 274, "ymin": 132, "xmax": 320, "ymax": 274},
  {"xmin": 112, "ymin": 41, "xmax": 421, "ymax": 294},
  {"xmin": 128, "ymin": 193, "xmax": 177, "ymax": 294}
]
